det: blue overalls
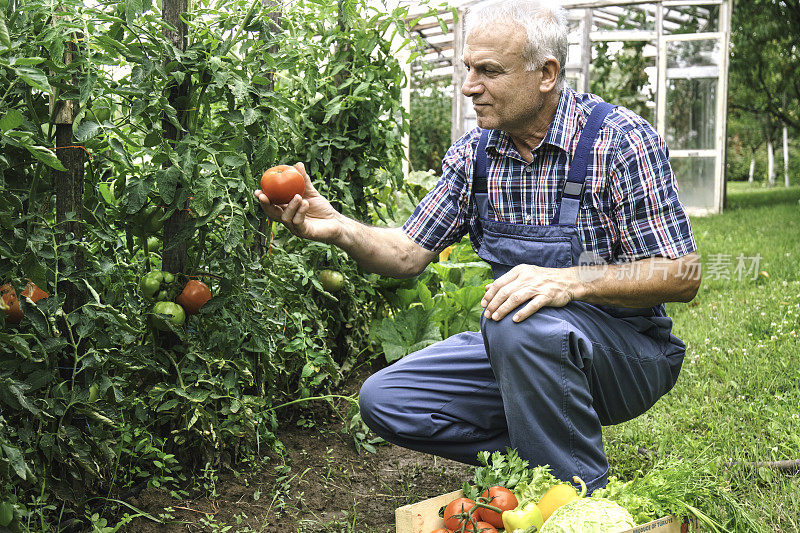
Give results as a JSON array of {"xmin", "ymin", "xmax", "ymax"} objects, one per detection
[{"xmin": 359, "ymin": 102, "xmax": 686, "ymax": 493}]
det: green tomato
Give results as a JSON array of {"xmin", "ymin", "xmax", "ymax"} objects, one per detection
[
  {"xmin": 152, "ymin": 301, "xmax": 186, "ymax": 331},
  {"xmin": 90, "ymin": 105, "xmax": 111, "ymax": 123},
  {"xmin": 134, "ymin": 205, "xmax": 164, "ymax": 233},
  {"xmin": 140, "ymin": 270, "xmax": 165, "ymax": 299},
  {"xmin": 319, "ymin": 269, "xmax": 345, "ymax": 292},
  {"xmin": 140, "ymin": 270, "xmax": 176, "ymax": 300},
  {"xmin": 88, "ymin": 383, "xmax": 100, "ymax": 403},
  {"xmin": 0, "ymin": 501, "xmax": 13, "ymax": 527}
]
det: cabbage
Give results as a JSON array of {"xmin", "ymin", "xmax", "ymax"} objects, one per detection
[{"xmin": 538, "ymin": 497, "xmax": 636, "ymax": 533}]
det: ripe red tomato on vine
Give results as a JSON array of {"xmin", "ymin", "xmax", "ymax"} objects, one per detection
[
  {"xmin": 176, "ymin": 279, "xmax": 211, "ymax": 315},
  {"xmin": 1, "ymin": 282, "xmax": 49, "ymax": 324}
]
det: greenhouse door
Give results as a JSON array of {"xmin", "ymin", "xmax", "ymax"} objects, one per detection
[{"xmin": 656, "ymin": 0, "xmax": 732, "ymax": 215}]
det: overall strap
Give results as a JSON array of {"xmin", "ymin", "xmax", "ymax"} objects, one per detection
[
  {"xmin": 556, "ymin": 102, "xmax": 615, "ymax": 225},
  {"xmin": 473, "ymin": 128, "xmax": 491, "ymax": 218}
]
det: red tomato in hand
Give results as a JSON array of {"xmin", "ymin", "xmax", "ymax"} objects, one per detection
[
  {"xmin": 176, "ymin": 279, "xmax": 211, "ymax": 315},
  {"xmin": 443, "ymin": 497, "xmax": 477, "ymax": 531},
  {"xmin": 478, "ymin": 486, "xmax": 518, "ymax": 528},
  {"xmin": 0, "ymin": 284, "xmax": 23, "ymax": 324},
  {"xmin": 260, "ymin": 165, "xmax": 305, "ymax": 204}
]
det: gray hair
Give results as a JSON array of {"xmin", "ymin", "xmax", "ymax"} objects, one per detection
[{"xmin": 465, "ymin": 0, "xmax": 568, "ymax": 86}]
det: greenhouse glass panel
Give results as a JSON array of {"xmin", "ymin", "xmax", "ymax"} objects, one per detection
[
  {"xmin": 667, "ymin": 38, "xmax": 720, "ymax": 70},
  {"xmin": 665, "ymin": 77, "xmax": 716, "ymax": 150},
  {"xmin": 671, "ymin": 157, "xmax": 716, "ymax": 209},
  {"xmin": 591, "ymin": 40, "xmax": 656, "ymax": 125},
  {"xmin": 662, "ymin": 4, "xmax": 720, "ymax": 35},
  {"xmin": 593, "ymin": 4, "xmax": 656, "ymax": 31}
]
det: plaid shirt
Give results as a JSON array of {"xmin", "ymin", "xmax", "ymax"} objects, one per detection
[{"xmin": 402, "ymin": 87, "xmax": 696, "ymax": 264}]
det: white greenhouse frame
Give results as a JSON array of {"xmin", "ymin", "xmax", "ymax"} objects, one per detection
[{"xmin": 403, "ymin": 0, "xmax": 734, "ymax": 215}]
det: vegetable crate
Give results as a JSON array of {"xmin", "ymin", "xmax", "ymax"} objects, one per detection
[{"xmin": 395, "ymin": 489, "xmax": 700, "ymax": 533}]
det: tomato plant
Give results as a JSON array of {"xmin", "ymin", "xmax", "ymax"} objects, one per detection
[
  {"xmin": 176, "ymin": 279, "xmax": 211, "ymax": 314},
  {"xmin": 478, "ymin": 486, "xmax": 517, "ymax": 528},
  {"xmin": 0, "ymin": 0, "xmax": 415, "ymax": 529},
  {"xmin": 260, "ymin": 165, "xmax": 305, "ymax": 204}
]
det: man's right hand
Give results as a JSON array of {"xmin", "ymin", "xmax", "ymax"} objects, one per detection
[{"xmin": 254, "ymin": 162, "xmax": 342, "ymax": 244}]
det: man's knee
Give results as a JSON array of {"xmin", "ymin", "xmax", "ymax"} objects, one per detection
[
  {"xmin": 358, "ymin": 371, "xmax": 388, "ymax": 434},
  {"xmin": 482, "ymin": 306, "xmax": 568, "ymax": 362}
]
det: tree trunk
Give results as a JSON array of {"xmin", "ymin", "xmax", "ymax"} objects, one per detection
[
  {"xmin": 783, "ymin": 124, "xmax": 790, "ymax": 187},
  {"xmin": 748, "ymin": 157, "xmax": 755, "ymax": 183},
  {"xmin": 162, "ymin": 0, "xmax": 190, "ymax": 274},
  {"xmin": 767, "ymin": 139, "xmax": 775, "ymax": 186}
]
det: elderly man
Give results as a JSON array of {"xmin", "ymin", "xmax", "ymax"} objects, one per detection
[{"xmin": 255, "ymin": 0, "xmax": 699, "ymax": 492}]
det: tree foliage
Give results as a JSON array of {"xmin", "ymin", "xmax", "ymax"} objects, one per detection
[{"xmin": 729, "ymin": 0, "xmax": 800, "ymax": 130}]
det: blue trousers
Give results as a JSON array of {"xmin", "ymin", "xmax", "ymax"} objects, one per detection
[{"xmin": 359, "ymin": 301, "xmax": 684, "ymax": 493}]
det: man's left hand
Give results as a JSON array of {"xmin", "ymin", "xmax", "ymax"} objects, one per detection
[{"xmin": 481, "ymin": 264, "xmax": 577, "ymax": 323}]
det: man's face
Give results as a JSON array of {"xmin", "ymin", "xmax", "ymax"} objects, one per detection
[{"xmin": 461, "ymin": 23, "xmax": 544, "ymax": 133}]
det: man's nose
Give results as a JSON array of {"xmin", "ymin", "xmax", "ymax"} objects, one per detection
[{"xmin": 461, "ymin": 71, "xmax": 482, "ymax": 98}]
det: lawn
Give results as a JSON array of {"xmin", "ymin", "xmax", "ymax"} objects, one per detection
[{"xmin": 603, "ymin": 183, "xmax": 800, "ymax": 532}]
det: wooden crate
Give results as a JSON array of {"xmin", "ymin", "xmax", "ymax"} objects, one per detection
[{"xmin": 395, "ymin": 489, "xmax": 700, "ymax": 533}]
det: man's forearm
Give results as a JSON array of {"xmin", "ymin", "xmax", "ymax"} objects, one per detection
[
  {"xmin": 331, "ymin": 215, "xmax": 432, "ymax": 278},
  {"xmin": 570, "ymin": 253, "xmax": 702, "ymax": 308}
]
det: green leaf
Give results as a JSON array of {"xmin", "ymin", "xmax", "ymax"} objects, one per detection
[
  {"xmin": 124, "ymin": 177, "xmax": 149, "ymax": 214},
  {"xmin": 1, "ymin": 444, "xmax": 27, "ymax": 481},
  {"xmin": 98, "ymin": 182, "xmax": 115, "ymax": 205},
  {"xmin": 157, "ymin": 165, "xmax": 180, "ymax": 204},
  {"xmin": 144, "ymin": 130, "xmax": 161, "ymax": 147},
  {"xmin": 323, "ymin": 98, "xmax": 343, "ymax": 124},
  {"xmin": 20, "ymin": 254, "xmax": 46, "ymax": 290},
  {"xmin": 14, "ymin": 65, "xmax": 50, "ymax": 93},
  {"xmin": 158, "ymin": 398, "xmax": 179, "ymax": 412},
  {"xmin": 223, "ymin": 154, "xmax": 247, "ymax": 168},
  {"xmin": 0, "ymin": 108, "xmax": 23, "ymax": 132},
  {"xmin": 0, "ymin": 12, "xmax": 9, "ymax": 49},
  {"xmin": 374, "ymin": 306, "xmax": 441, "ymax": 362},
  {"xmin": 13, "ymin": 56, "xmax": 45, "ymax": 66},
  {"xmin": 0, "ymin": 333, "xmax": 30, "ymax": 358},
  {"xmin": 222, "ymin": 213, "xmax": 244, "ymax": 253},
  {"xmin": 74, "ymin": 120, "xmax": 100, "ymax": 142},
  {"xmin": 125, "ymin": 0, "xmax": 143, "ymax": 23},
  {"xmin": 25, "ymin": 145, "xmax": 66, "ymax": 171},
  {"xmin": 417, "ymin": 282, "xmax": 433, "ymax": 310}
]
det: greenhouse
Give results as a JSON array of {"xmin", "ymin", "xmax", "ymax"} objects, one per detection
[{"xmin": 407, "ymin": 0, "xmax": 733, "ymax": 214}]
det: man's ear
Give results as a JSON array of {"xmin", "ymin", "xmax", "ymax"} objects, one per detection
[{"xmin": 539, "ymin": 58, "xmax": 561, "ymax": 93}]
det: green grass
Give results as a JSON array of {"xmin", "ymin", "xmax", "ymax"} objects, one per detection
[{"xmin": 604, "ymin": 183, "xmax": 800, "ymax": 532}]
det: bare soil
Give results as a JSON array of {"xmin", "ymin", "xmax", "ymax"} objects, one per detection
[{"xmin": 123, "ymin": 366, "xmax": 474, "ymax": 532}]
